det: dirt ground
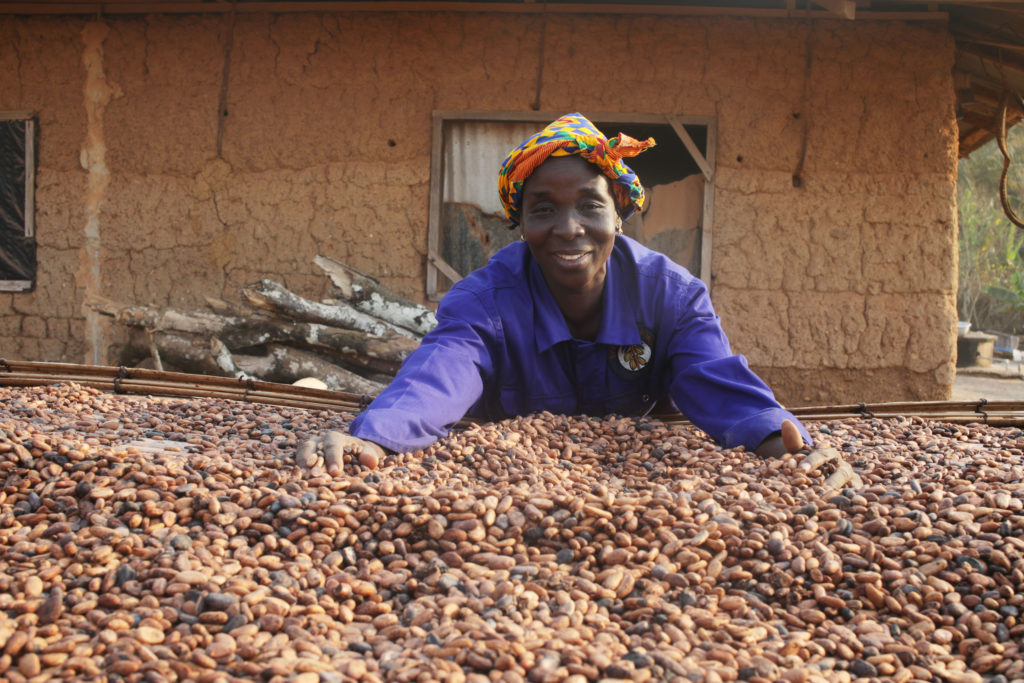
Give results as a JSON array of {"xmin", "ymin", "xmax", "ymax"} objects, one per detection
[{"xmin": 951, "ymin": 364, "xmax": 1024, "ymax": 401}]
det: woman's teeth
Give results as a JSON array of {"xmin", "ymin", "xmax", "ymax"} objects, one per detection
[{"xmin": 556, "ymin": 252, "xmax": 585, "ymax": 263}]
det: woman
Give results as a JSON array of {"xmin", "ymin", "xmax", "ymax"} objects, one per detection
[{"xmin": 315, "ymin": 113, "xmax": 811, "ymax": 472}]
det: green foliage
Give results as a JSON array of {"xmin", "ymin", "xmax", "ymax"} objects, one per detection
[{"xmin": 957, "ymin": 131, "xmax": 1024, "ymax": 335}]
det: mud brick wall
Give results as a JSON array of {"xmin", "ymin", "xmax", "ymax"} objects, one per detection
[{"xmin": 0, "ymin": 12, "xmax": 957, "ymax": 404}]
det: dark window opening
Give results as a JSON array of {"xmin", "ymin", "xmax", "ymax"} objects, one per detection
[{"xmin": 0, "ymin": 114, "xmax": 36, "ymax": 292}]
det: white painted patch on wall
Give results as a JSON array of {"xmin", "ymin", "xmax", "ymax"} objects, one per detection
[{"xmin": 79, "ymin": 21, "xmax": 122, "ymax": 365}]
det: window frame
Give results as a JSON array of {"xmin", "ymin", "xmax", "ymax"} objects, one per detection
[
  {"xmin": 0, "ymin": 110, "xmax": 37, "ymax": 293},
  {"xmin": 426, "ymin": 110, "xmax": 717, "ymax": 301}
]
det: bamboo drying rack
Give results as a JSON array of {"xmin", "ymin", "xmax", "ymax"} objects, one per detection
[{"xmin": 1, "ymin": 359, "xmax": 1023, "ymax": 427}]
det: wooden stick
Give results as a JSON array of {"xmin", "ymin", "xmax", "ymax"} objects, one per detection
[
  {"xmin": 0, "ymin": 2, "xmax": 948, "ymax": 21},
  {"xmin": 93, "ymin": 296, "xmax": 417, "ymax": 375},
  {"xmin": 149, "ymin": 330, "xmax": 234, "ymax": 377},
  {"xmin": 286, "ymin": 323, "xmax": 416, "ymax": 377},
  {"xmin": 209, "ymin": 337, "xmax": 253, "ymax": 380},
  {"xmin": 146, "ymin": 331, "xmax": 164, "ymax": 372},
  {"xmin": 314, "ymin": 254, "xmax": 437, "ymax": 336},
  {"xmin": 233, "ymin": 344, "xmax": 385, "ymax": 395},
  {"xmin": 90, "ymin": 295, "xmax": 289, "ymax": 349},
  {"xmin": 241, "ymin": 278, "xmax": 417, "ymax": 339}
]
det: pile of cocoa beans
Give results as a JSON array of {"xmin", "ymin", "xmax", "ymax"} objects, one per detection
[{"xmin": 0, "ymin": 381, "xmax": 1022, "ymax": 683}]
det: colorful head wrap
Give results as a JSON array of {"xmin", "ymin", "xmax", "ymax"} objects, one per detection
[{"xmin": 498, "ymin": 113, "xmax": 656, "ymax": 225}]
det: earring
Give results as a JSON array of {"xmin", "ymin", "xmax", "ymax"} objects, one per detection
[{"xmin": 519, "ymin": 234, "xmax": 525, "ymax": 241}]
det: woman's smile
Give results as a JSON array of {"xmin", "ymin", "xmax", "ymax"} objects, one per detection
[{"xmin": 552, "ymin": 249, "xmax": 590, "ymax": 266}]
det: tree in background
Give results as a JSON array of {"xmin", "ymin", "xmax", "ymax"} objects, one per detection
[{"xmin": 957, "ymin": 130, "xmax": 1024, "ymax": 336}]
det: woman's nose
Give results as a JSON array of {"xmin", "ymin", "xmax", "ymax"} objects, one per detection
[{"xmin": 552, "ymin": 209, "xmax": 585, "ymax": 237}]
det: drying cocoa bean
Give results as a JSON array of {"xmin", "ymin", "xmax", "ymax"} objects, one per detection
[{"xmin": 0, "ymin": 383, "xmax": 1021, "ymax": 681}]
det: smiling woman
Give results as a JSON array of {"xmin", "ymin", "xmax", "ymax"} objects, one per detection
[
  {"xmin": 430, "ymin": 113, "xmax": 710, "ymax": 300},
  {"xmin": 301, "ymin": 113, "xmax": 811, "ymax": 469}
]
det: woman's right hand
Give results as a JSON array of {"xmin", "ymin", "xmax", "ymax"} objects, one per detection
[
  {"xmin": 754, "ymin": 419, "xmax": 807, "ymax": 458},
  {"xmin": 295, "ymin": 431, "xmax": 385, "ymax": 475}
]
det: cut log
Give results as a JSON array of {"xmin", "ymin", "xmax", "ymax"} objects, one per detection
[
  {"xmin": 93, "ymin": 298, "xmax": 417, "ymax": 376},
  {"xmin": 241, "ymin": 278, "xmax": 418, "ymax": 340},
  {"xmin": 146, "ymin": 331, "xmax": 164, "ymax": 372},
  {"xmin": 295, "ymin": 323, "xmax": 416, "ymax": 377},
  {"xmin": 204, "ymin": 296, "xmax": 255, "ymax": 318},
  {"xmin": 144, "ymin": 331, "xmax": 384, "ymax": 395},
  {"xmin": 146, "ymin": 331, "xmax": 241, "ymax": 378},
  {"xmin": 314, "ymin": 254, "xmax": 438, "ymax": 336},
  {"xmin": 210, "ymin": 337, "xmax": 253, "ymax": 380},
  {"xmin": 233, "ymin": 345, "xmax": 385, "ymax": 395},
  {"xmin": 89, "ymin": 295, "xmax": 286, "ymax": 350}
]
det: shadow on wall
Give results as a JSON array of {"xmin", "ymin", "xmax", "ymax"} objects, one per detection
[{"xmin": 624, "ymin": 173, "xmax": 703, "ymax": 277}]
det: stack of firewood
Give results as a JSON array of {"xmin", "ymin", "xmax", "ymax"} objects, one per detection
[{"xmin": 91, "ymin": 255, "xmax": 437, "ymax": 395}]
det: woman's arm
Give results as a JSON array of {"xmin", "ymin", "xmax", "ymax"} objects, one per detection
[
  {"xmin": 347, "ymin": 285, "xmax": 498, "ymax": 453},
  {"xmin": 292, "ymin": 286, "xmax": 496, "ymax": 471},
  {"xmin": 665, "ymin": 278, "xmax": 812, "ymax": 453},
  {"xmin": 293, "ymin": 286, "xmax": 497, "ymax": 470}
]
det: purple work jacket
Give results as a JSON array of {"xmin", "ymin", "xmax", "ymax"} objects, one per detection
[{"xmin": 351, "ymin": 236, "xmax": 810, "ymax": 453}]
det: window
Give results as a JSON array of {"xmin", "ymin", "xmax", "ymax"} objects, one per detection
[
  {"xmin": 0, "ymin": 112, "xmax": 36, "ymax": 292},
  {"xmin": 426, "ymin": 111, "xmax": 716, "ymax": 300}
]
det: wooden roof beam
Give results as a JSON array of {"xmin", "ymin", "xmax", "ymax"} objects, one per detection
[
  {"xmin": 0, "ymin": 0, "xmax": 949, "ymax": 18},
  {"xmin": 951, "ymin": 23, "xmax": 1024, "ymax": 54},
  {"xmin": 890, "ymin": 0, "xmax": 1024, "ymax": 4},
  {"xmin": 958, "ymin": 109, "xmax": 1023, "ymax": 129},
  {"xmin": 965, "ymin": 81, "xmax": 1024, "ymax": 107},
  {"xmin": 958, "ymin": 44, "xmax": 1024, "ymax": 75}
]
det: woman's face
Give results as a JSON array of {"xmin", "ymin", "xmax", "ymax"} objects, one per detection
[{"xmin": 520, "ymin": 155, "xmax": 621, "ymax": 299}]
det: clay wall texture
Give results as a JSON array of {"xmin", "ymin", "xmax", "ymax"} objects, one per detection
[{"xmin": 0, "ymin": 11, "xmax": 958, "ymax": 405}]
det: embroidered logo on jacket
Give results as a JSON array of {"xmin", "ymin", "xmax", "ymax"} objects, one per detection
[
  {"xmin": 608, "ymin": 325, "xmax": 655, "ymax": 380},
  {"xmin": 618, "ymin": 343, "xmax": 651, "ymax": 371}
]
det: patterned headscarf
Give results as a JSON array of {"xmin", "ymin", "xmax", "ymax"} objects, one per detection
[{"xmin": 498, "ymin": 113, "xmax": 656, "ymax": 225}]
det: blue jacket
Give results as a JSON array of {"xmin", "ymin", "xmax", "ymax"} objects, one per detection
[{"xmin": 351, "ymin": 236, "xmax": 810, "ymax": 453}]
